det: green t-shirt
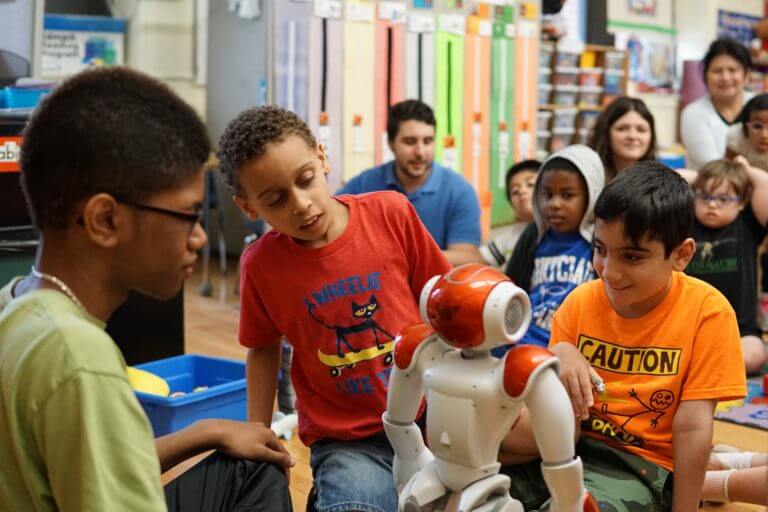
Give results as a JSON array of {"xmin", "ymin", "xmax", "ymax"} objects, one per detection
[{"xmin": 0, "ymin": 278, "xmax": 166, "ymax": 511}]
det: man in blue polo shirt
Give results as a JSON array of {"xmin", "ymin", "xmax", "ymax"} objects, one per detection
[{"xmin": 337, "ymin": 99, "xmax": 483, "ymax": 265}]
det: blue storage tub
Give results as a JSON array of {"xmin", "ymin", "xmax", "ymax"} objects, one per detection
[
  {"xmin": 6, "ymin": 86, "xmax": 52, "ymax": 109},
  {"xmin": 134, "ymin": 354, "xmax": 247, "ymax": 436},
  {"xmin": 659, "ymin": 152, "xmax": 686, "ymax": 170}
]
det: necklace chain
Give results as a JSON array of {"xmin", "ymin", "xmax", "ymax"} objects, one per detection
[{"xmin": 30, "ymin": 266, "xmax": 85, "ymax": 311}]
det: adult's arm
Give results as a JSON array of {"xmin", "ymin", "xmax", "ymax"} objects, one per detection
[
  {"xmin": 443, "ymin": 243, "xmax": 484, "ymax": 266},
  {"xmin": 444, "ymin": 181, "xmax": 483, "ymax": 260},
  {"xmin": 681, "ymin": 100, "xmax": 722, "ymax": 170}
]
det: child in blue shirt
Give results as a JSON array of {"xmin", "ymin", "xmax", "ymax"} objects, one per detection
[{"xmin": 504, "ymin": 145, "xmax": 605, "ymax": 349}]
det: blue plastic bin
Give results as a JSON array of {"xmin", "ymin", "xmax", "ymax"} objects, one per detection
[
  {"xmin": 6, "ymin": 86, "xmax": 51, "ymax": 109},
  {"xmin": 134, "ymin": 354, "xmax": 247, "ymax": 436},
  {"xmin": 659, "ymin": 152, "xmax": 686, "ymax": 170}
]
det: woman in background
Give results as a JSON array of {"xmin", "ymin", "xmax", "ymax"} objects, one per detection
[
  {"xmin": 589, "ymin": 96, "xmax": 657, "ymax": 182},
  {"xmin": 681, "ymin": 37, "xmax": 753, "ymax": 169}
]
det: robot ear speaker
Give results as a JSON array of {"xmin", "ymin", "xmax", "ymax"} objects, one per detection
[{"xmin": 503, "ymin": 295, "xmax": 527, "ymax": 337}]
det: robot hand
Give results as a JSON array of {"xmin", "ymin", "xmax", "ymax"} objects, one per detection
[
  {"xmin": 383, "ymin": 413, "xmax": 435, "ymax": 490},
  {"xmin": 392, "ymin": 446, "xmax": 435, "ymax": 491}
]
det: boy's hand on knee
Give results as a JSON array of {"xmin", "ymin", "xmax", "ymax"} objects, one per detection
[
  {"xmin": 204, "ymin": 419, "xmax": 296, "ymax": 470},
  {"xmin": 550, "ymin": 342, "xmax": 594, "ymax": 420}
]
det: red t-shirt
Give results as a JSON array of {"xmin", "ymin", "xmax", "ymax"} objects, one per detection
[{"xmin": 239, "ymin": 191, "xmax": 451, "ymax": 446}]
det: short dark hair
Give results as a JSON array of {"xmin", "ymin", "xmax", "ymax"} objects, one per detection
[
  {"xmin": 541, "ymin": 157, "xmax": 580, "ymax": 176},
  {"xmin": 217, "ymin": 105, "xmax": 316, "ymax": 197},
  {"xmin": 588, "ymin": 96, "xmax": 657, "ymax": 181},
  {"xmin": 387, "ymin": 99, "xmax": 436, "ymax": 141},
  {"xmin": 594, "ymin": 161, "xmax": 693, "ymax": 257},
  {"xmin": 505, "ymin": 159, "xmax": 541, "ymax": 203},
  {"xmin": 20, "ymin": 67, "xmax": 210, "ymax": 230},
  {"xmin": 739, "ymin": 92, "xmax": 768, "ymax": 136},
  {"xmin": 701, "ymin": 37, "xmax": 751, "ymax": 82}
]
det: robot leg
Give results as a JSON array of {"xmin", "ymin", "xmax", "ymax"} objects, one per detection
[
  {"xmin": 456, "ymin": 473, "xmax": 523, "ymax": 512},
  {"xmin": 400, "ymin": 460, "xmax": 447, "ymax": 512},
  {"xmin": 541, "ymin": 458, "xmax": 598, "ymax": 512},
  {"xmin": 471, "ymin": 496, "xmax": 524, "ymax": 512},
  {"xmin": 525, "ymin": 368, "xmax": 597, "ymax": 512}
]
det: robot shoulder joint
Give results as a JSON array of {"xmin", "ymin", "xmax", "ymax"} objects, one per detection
[
  {"xmin": 394, "ymin": 323, "xmax": 435, "ymax": 370},
  {"xmin": 503, "ymin": 345, "xmax": 558, "ymax": 398}
]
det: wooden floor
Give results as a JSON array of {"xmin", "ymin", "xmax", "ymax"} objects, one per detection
[{"xmin": 172, "ymin": 262, "xmax": 767, "ymax": 511}]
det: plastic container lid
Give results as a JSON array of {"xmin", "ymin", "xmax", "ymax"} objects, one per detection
[
  {"xmin": 539, "ymin": 67, "xmax": 552, "ymax": 74},
  {"xmin": 552, "ymin": 127, "xmax": 575, "ymax": 135},
  {"xmin": 538, "ymin": 83, "xmax": 553, "ymax": 91},
  {"xmin": 580, "ymin": 67, "xmax": 604, "ymax": 74},
  {"xmin": 537, "ymin": 110, "xmax": 553, "ymax": 117},
  {"xmin": 554, "ymin": 84, "xmax": 579, "ymax": 92},
  {"xmin": 537, "ymin": 130, "xmax": 552, "ymax": 137},
  {"xmin": 553, "ymin": 107, "xmax": 578, "ymax": 114},
  {"xmin": 555, "ymin": 66, "xmax": 581, "ymax": 74}
]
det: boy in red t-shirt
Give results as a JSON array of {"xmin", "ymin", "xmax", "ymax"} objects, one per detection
[
  {"xmin": 500, "ymin": 162, "xmax": 746, "ymax": 511},
  {"xmin": 217, "ymin": 106, "xmax": 451, "ymax": 512}
]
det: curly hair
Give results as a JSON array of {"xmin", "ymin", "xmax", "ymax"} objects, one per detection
[
  {"xmin": 217, "ymin": 106, "xmax": 317, "ymax": 197},
  {"xmin": 20, "ymin": 66, "xmax": 210, "ymax": 230}
]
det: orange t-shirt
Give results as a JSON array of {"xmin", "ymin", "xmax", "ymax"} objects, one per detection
[{"xmin": 549, "ymin": 271, "xmax": 746, "ymax": 471}]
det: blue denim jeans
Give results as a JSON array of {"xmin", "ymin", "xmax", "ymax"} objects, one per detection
[{"xmin": 309, "ymin": 432, "xmax": 398, "ymax": 512}]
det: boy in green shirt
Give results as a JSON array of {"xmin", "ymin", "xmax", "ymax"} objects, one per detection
[{"xmin": 0, "ymin": 67, "xmax": 293, "ymax": 511}]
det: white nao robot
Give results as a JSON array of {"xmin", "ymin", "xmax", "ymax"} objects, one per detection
[{"xmin": 383, "ymin": 264, "xmax": 597, "ymax": 512}]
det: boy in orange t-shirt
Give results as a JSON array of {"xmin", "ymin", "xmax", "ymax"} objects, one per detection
[{"xmin": 501, "ymin": 161, "xmax": 746, "ymax": 511}]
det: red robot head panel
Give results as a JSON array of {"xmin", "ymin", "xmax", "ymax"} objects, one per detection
[{"xmin": 422, "ymin": 264, "xmax": 510, "ymax": 349}]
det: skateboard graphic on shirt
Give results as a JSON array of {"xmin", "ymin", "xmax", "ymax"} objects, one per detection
[
  {"xmin": 317, "ymin": 341, "xmax": 394, "ymax": 377},
  {"xmin": 304, "ymin": 295, "xmax": 396, "ymax": 377}
]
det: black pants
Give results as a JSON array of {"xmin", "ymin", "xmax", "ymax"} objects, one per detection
[
  {"xmin": 164, "ymin": 452, "xmax": 292, "ymax": 512},
  {"xmin": 762, "ymin": 252, "xmax": 768, "ymax": 293}
]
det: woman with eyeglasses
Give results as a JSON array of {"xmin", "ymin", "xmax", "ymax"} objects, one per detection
[
  {"xmin": 681, "ymin": 38, "xmax": 754, "ymax": 169},
  {"xmin": 726, "ymin": 93, "xmax": 768, "ymax": 171}
]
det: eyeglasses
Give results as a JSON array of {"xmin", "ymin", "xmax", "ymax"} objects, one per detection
[
  {"xmin": 119, "ymin": 199, "xmax": 203, "ymax": 231},
  {"xmin": 694, "ymin": 191, "xmax": 742, "ymax": 207},
  {"xmin": 746, "ymin": 121, "xmax": 768, "ymax": 133}
]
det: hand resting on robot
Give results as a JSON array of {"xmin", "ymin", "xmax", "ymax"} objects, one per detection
[{"xmin": 550, "ymin": 342, "xmax": 601, "ymax": 420}]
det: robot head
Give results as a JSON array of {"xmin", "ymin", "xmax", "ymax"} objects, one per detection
[{"xmin": 419, "ymin": 263, "xmax": 531, "ymax": 351}]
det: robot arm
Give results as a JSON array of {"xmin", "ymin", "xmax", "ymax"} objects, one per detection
[
  {"xmin": 503, "ymin": 346, "xmax": 597, "ymax": 512},
  {"xmin": 383, "ymin": 323, "xmax": 440, "ymax": 489}
]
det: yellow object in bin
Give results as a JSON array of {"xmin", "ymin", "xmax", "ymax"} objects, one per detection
[
  {"xmin": 580, "ymin": 51, "xmax": 596, "ymax": 68},
  {"xmin": 127, "ymin": 367, "xmax": 170, "ymax": 397}
]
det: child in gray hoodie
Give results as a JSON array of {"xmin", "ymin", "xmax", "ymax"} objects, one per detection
[{"xmin": 503, "ymin": 145, "xmax": 605, "ymax": 350}]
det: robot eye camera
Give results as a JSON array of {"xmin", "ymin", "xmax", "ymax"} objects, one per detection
[{"xmin": 418, "ymin": 263, "xmax": 531, "ymax": 352}]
